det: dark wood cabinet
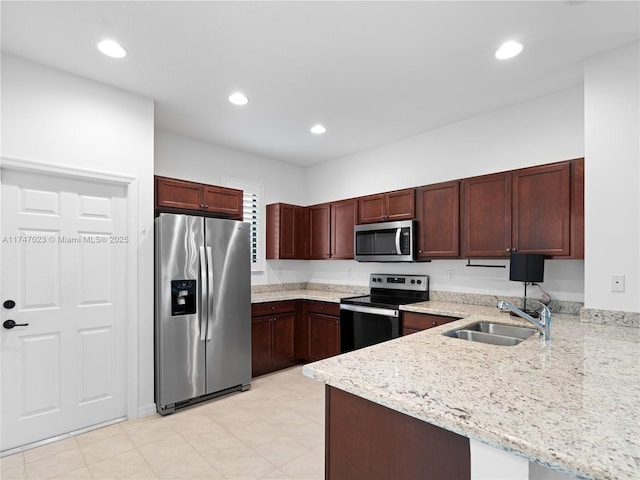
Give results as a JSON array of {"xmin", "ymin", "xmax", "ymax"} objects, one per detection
[
  {"xmin": 326, "ymin": 386, "xmax": 470, "ymax": 480},
  {"xmin": 462, "ymin": 159, "xmax": 583, "ymax": 258},
  {"xmin": 512, "ymin": 162, "xmax": 572, "ymax": 256},
  {"xmin": 307, "ymin": 199, "xmax": 357, "ymax": 260},
  {"xmin": 415, "ymin": 181, "xmax": 460, "ymax": 259},
  {"xmin": 155, "ymin": 176, "xmax": 202, "ymax": 210},
  {"xmin": 251, "ymin": 301, "xmax": 298, "ymax": 377},
  {"xmin": 154, "ymin": 175, "xmax": 243, "ymax": 219},
  {"xmin": 304, "ymin": 301, "xmax": 341, "ymax": 361},
  {"xmin": 266, "ymin": 203, "xmax": 308, "ymax": 259},
  {"xmin": 569, "ymin": 158, "xmax": 585, "ymax": 259},
  {"xmin": 265, "ymin": 159, "xmax": 583, "ymax": 261},
  {"xmin": 357, "ymin": 194, "xmax": 386, "ymax": 224},
  {"xmin": 251, "ymin": 316, "xmax": 272, "ymax": 375},
  {"xmin": 461, "ymin": 171, "xmax": 512, "ymax": 257},
  {"xmin": 357, "ymin": 188, "xmax": 415, "ymax": 224},
  {"xmin": 202, "ymin": 185, "xmax": 244, "ymax": 219},
  {"xmin": 402, "ymin": 312, "xmax": 459, "ymax": 336},
  {"xmin": 308, "ymin": 203, "xmax": 331, "ymax": 259},
  {"xmin": 331, "ymin": 199, "xmax": 357, "ymax": 259}
]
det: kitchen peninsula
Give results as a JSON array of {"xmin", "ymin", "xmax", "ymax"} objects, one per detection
[{"xmin": 303, "ymin": 302, "xmax": 640, "ymax": 480}]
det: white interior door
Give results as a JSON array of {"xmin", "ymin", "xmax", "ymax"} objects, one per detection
[{"xmin": 1, "ymin": 169, "xmax": 128, "ymax": 452}]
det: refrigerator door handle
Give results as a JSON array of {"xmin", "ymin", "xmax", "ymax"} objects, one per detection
[
  {"xmin": 206, "ymin": 246, "xmax": 214, "ymax": 341},
  {"xmin": 199, "ymin": 246, "xmax": 207, "ymax": 341}
]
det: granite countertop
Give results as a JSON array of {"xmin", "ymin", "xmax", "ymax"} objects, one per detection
[
  {"xmin": 303, "ymin": 303, "xmax": 640, "ymax": 480},
  {"xmin": 251, "ymin": 289, "xmax": 357, "ymax": 304}
]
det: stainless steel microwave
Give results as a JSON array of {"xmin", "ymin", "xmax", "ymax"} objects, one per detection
[{"xmin": 354, "ymin": 220, "xmax": 416, "ymax": 262}]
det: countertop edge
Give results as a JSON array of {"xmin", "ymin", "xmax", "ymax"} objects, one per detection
[{"xmin": 302, "ymin": 309, "xmax": 639, "ymax": 480}]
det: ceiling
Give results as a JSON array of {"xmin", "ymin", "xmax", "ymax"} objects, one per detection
[{"xmin": 2, "ymin": 1, "xmax": 638, "ymax": 166}]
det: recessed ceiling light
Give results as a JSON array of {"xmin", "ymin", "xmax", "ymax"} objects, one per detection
[
  {"xmin": 495, "ymin": 41, "xmax": 523, "ymax": 60},
  {"xmin": 229, "ymin": 92, "xmax": 249, "ymax": 106},
  {"xmin": 97, "ymin": 39, "xmax": 127, "ymax": 58},
  {"xmin": 310, "ymin": 124, "xmax": 327, "ymax": 135}
]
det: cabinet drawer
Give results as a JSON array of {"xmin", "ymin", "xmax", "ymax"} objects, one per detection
[
  {"xmin": 252, "ymin": 301, "xmax": 297, "ymax": 317},
  {"xmin": 403, "ymin": 312, "xmax": 459, "ymax": 331},
  {"xmin": 306, "ymin": 301, "xmax": 340, "ymax": 316}
]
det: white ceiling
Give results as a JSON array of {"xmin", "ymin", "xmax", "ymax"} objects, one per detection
[{"xmin": 1, "ymin": 1, "xmax": 638, "ymax": 166}]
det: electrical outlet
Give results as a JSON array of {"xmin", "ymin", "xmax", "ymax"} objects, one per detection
[
  {"xmin": 446, "ymin": 270, "xmax": 455, "ymax": 283},
  {"xmin": 610, "ymin": 274, "xmax": 625, "ymax": 292}
]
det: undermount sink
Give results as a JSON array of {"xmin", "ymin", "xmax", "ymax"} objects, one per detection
[
  {"xmin": 469, "ymin": 322, "xmax": 538, "ymax": 340},
  {"xmin": 443, "ymin": 322, "xmax": 537, "ymax": 346}
]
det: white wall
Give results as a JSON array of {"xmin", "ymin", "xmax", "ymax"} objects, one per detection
[
  {"xmin": 305, "ymin": 87, "xmax": 586, "ymax": 302},
  {"xmin": 584, "ymin": 42, "xmax": 640, "ymax": 313},
  {"xmin": 306, "ymin": 87, "xmax": 584, "ymax": 204},
  {"xmin": 155, "ymin": 130, "xmax": 307, "ymax": 205},
  {"xmin": 154, "ymin": 45, "xmax": 640, "ymax": 310},
  {"xmin": 154, "ymin": 130, "xmax": 309, "ymax": 285},
  {"xmin": 0, "ymin": 54, "xmax": 156, "ymax": 415}
]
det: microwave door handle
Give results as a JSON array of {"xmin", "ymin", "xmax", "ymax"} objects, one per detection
[
  {"xmin": 199, "ymin": 246, "xmax": 207, "ymax": 341},
  {"xmin": 395, "ymin": 228, "xmax": 401, "ymax": 255},
  {"xmin": 206, "ymin": 246, "xmax": 214, "ymax": 341}
]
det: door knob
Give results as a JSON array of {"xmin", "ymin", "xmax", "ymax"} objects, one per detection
[
  {"xmin": 3, "ymin": 319, "xmax": 29, "ymax": 329},
  {"xmin": 3, "ymin": 300, "xmax": 16, "ymax": 309}
]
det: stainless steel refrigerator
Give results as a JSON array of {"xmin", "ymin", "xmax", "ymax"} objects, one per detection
[{"xmin": 155, "ymin": 213, "xmax": 251, "ymax": 415}]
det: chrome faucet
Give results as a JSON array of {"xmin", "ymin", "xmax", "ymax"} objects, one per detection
[{"xmin": 497, "ymin": 300, "xmax": 551, "ymax": 340}]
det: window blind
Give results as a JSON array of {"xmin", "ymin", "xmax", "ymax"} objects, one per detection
[
  {"xmin": 222, "ymin": 178, "xmax": 264, "ymax": 272},
  {"xmin": 243, "ymin": 190, "xmax": 260, "ymax": 265}
]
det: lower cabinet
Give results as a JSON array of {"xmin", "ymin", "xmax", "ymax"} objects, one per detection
[
  {"xmin": 251, "ymin": 304, "xmax": 463, "ymax": 376},
  {"xmin": 402, "ymin": 312, "xmax": 459, "ymax": 336},
  {"xmin": 251, "ymin": 300, "xmax": 343, "ymax": 377},
  {"xmin": 325, "ymin": 386, "xmax": 470, "ymax": 479},
  {"xmin": 251, "ymin": 301, "xmax": 298, "ymax": 377},
  {"xmin": 304, "ymin": 301, "xmax": 341, "ymax": 361}
]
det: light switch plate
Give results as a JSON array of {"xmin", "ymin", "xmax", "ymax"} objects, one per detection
[{"xmin": 610, "ymin": 274, "xmax": 625, "ymax": 292}]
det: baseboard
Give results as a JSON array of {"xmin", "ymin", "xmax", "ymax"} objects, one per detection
[{"xmin": 138, "ymin": 403, "xmax": 158, "ymax": 418}]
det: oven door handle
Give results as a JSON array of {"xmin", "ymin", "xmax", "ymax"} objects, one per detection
[{"xmin": 340, "ymin": 304, "xmax": 399, "ymax": 317}]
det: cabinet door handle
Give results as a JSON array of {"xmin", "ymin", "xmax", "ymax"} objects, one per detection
[
  {"xmin": 505, "ymin": 248, "xmax": 511, "ymax": 252},
  {"xmin": 512, "ymin": 247, "xmax": 517, "ymax": 252},
  {"xmin": 431, "ymin": 322, "xmax": 437, "ymax": 327}
]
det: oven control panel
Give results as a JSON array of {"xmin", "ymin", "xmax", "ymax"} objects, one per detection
[{"xmin": 369, "ymin": 274, "xmax": 429, "ymax": 292}]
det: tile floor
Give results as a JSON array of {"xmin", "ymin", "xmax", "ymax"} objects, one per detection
[{"xmin": 0, "ymin": 367, "xmax": 325, "ymax": 480}]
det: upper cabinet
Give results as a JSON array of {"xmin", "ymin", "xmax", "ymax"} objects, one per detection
[
  {"xmin": 265, "ymin": 158, "xmax": 583, "ymax": 261},
  {"xmin": 512, "ymin": 162, "xmax": 571, "ymax": 256},
  {"xmin": 308, "ymin": 203, "xmax": 331, "ymax": 259},
  {"xmin": 331, "ymin": 199, "xmax": 357, "ymax": 259},
  {"xmin": 357, "ymin": 188, "xmax": 415, "ymax": 224},
  {"xmin": 266, "ymin": 203, "xmax": 308, "ymax": 260},
  {"xmin": 462, "ymin": 159, "xmax": 583, "ymax": 258},
  {"xmin": 155, "ymin": 175, "xmax": 243, "ymax": 219},
  {"xmin": 415, "ymin": 181, "xmax": 460, "ymax": 259},
  {"xmin": 306, "ymin": 199, "xmax": 357, "ymax": 260},
  {"xmin": 461, "ymin": 172, "xmax": 512, "ymax": 257}
]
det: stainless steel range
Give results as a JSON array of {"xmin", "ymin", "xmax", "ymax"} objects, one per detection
[{"xmin": 340, "ymin": 273, "xmax": 429, "ymax": 353}]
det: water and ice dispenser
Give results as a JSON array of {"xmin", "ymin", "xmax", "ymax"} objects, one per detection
[{"xmin": 171, "ymin": 280, "xmax": 196, "ymax": 316}]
